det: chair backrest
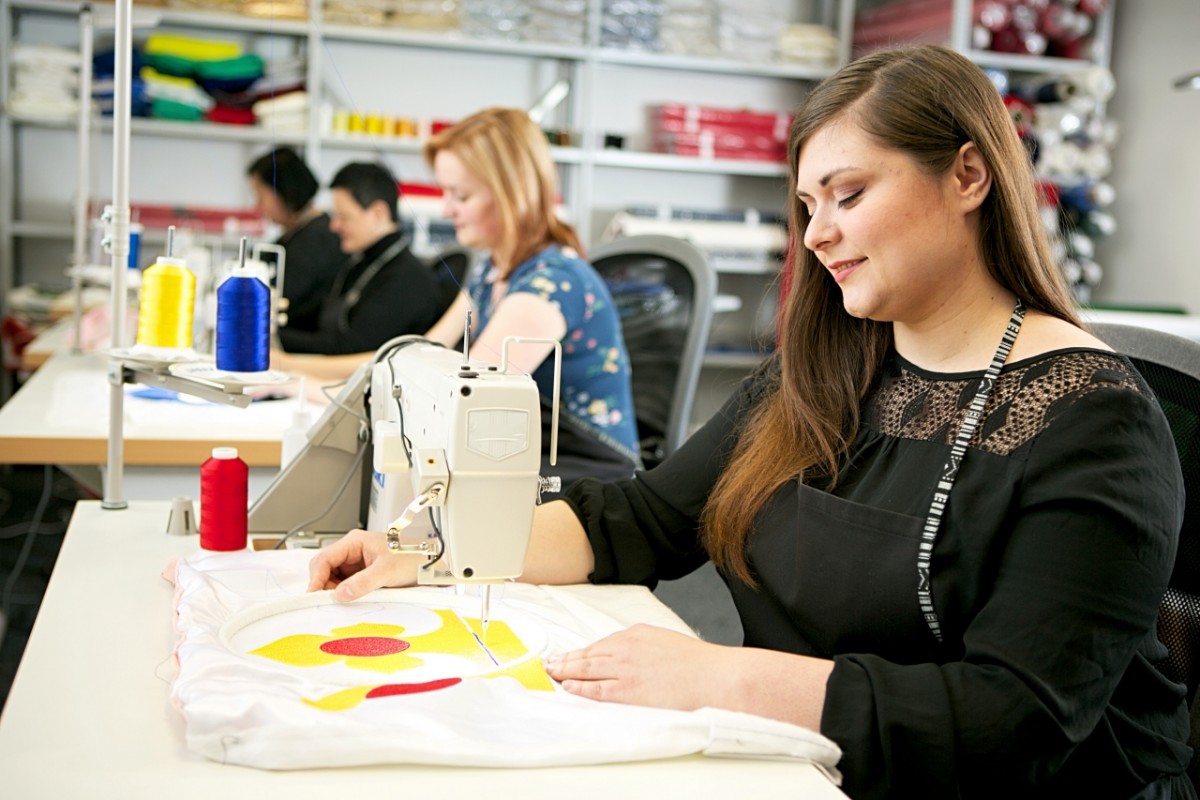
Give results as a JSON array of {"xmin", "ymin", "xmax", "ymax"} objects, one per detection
[
  {"xmin": 1091, "ymin": 321, "xmax": 1200, "ymax": 778},
  {"xmin": 427, "ymin": 245, "xmax": 479, "ymax": 315},
  {"xmin": 589, "ymin": 234, "xmax": 716, "ymax": 468},
  {"xmin": 428, "ymin": 245, "xmax": 478, "ymax": 289}
]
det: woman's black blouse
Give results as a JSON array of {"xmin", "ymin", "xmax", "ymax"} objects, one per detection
[{"xmin": 563, "ymin": 348, "xmax": 1192, "ymax": 799}]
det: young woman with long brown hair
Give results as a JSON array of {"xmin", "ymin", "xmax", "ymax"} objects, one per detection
[{"xmin": 307, "ymin": 47, "xmax": 1192, "ymax": 798}]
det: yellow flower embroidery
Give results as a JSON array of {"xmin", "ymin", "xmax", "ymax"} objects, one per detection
[{"xmin": 246, "ymin": 608, "xmax": 554, "ymax": 712}]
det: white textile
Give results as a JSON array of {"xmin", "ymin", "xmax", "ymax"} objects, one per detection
[{"xmin": 168, "ymin": 549, "xmax": 843, "ymax": 778}]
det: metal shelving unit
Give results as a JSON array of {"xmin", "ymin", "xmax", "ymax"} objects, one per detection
[
  {"xmin": 1, "ymin": 0, "xmax": 1116, "ymax": 382},
  {"xmin": 0, "ymin": 0, "xmax": 849, "ymax": 317}
]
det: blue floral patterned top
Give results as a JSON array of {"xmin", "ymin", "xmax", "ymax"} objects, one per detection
[{"xmin": 467, "ymin": 244, "xmax": 640, "ymax": 462}]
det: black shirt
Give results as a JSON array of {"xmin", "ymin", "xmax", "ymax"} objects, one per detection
[
  {"xmin": 278, "ymin": 231, "xmax": 450, "ymax": 355},
  {"xmin": 564, "ymin": 349, "xmax": 1192, "ymax": 799},
  {"xmin": 275, "ymin": 211, "xmax": 344, "ymax": 333}
]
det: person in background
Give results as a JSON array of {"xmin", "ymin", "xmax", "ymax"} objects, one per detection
[
  {"xmin": 275, "ymin": 161, "xmax": 452, "ymax": 356},
  {"xmin": 246, "ymin": 147, "xmax": 343, "ymax": 333},
  {"xmin": 282, "ymin": 108, "xmax": 642, "ymax": 483},
  {"xmin": 422, "ymin": 106, "xmax": 641, "ymax": 482},
  {"xmin": 306, "ymin": 46, "xmax": 1193, "ymax": 798}
]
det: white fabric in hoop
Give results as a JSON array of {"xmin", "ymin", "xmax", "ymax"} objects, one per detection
[{"xmin": 166, "ymin": 549, "xmax": 842, "ymax": 780}]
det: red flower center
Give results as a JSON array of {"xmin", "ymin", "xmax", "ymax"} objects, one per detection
[{"xmin": 319, "ymin": 637, "xmax": 411, "ymax": 657}]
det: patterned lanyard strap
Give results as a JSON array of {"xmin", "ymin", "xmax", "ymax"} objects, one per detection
[{"xmin": 917, "ymin": 298, "xmax": 1026, "ymax": 643}]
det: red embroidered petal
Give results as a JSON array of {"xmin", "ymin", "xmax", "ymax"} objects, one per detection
[{"xmin": 319, "ymin": 637, "xmax": 411, "ymax": 657}]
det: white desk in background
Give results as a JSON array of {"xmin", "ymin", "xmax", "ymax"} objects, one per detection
[
  {"xmin": 18, "ymin": 315, "xmax": 89, "ymax": 372},
  {"xmin": 0, "ymin": 351, "xmax": 301, "ymax": 500},
  {"xmin": 0, "ymin": 501, "xmax": 848, "ymax": 800}
]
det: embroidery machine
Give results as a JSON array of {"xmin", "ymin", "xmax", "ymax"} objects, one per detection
[{"xmin": 248, "ymin": 335, "xmax": 562, "ymax": 619}]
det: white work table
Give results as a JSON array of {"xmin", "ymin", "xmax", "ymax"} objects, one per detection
[
  {"xmin": 0, "ymin": 501, "xmax": 848, "ymax": 799},
  {"xmin": 0, "ymin": 351, "xmax": 301, "ymax": 499}
]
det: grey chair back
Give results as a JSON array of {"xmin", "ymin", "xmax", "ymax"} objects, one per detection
[
  {"xmin": 1091, "ymin": 321, "xmax": 1200, "ymax": 785},
  {"xmin": 590, "ymin": 234, "xmax": 716, "ymax": 468}
]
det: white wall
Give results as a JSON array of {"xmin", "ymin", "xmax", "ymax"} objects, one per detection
[{"xmin": 1094, "ymin": 0, "xmax": 1200, "ymax": 312}]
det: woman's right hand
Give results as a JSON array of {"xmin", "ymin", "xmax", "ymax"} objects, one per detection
[{"xmin": 307, "ymin": 529, "xmax": 421, "ymax": 601}]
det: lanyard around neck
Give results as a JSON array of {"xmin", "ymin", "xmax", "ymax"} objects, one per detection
[
  {"xmin": 917, "ymin": 298, "xmax": 1026, "ymax": 643},
  {"xmin": 339, "ymin": 236, "xmax": 410, "ymax": 312}
]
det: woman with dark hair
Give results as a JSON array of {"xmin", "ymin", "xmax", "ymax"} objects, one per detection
[
  {"xmin": 246, "ymin": 146, "xmax": 343, "ymax": 333},
  {"xmin": 307, "ymin": 45, "xmax": 1192, "ymax": 798}
]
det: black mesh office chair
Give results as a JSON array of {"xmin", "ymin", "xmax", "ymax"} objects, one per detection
[
  {"xmin": 428, "ymin": 245, "xmax": 477, "ymax": 291},
  {"xmin": 1091, "ymin": 321, "xmax": 1200, "ymax": 784},
  {"xmin": 427, "ymin": 245, "xmax": 478, "ymax": 314},
  {"xmin": 590, "ymin": 234, "xmax": 716, "ymax": 469}
]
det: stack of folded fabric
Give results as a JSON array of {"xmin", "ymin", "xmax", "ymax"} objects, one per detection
[
  {"xmin": 391, "ymin": 0, "xmax": 461, "ymax": 29},
  {"xmin": 253, "ymin": 90, "xmax": 309, "ymax": 132},
  {"xmin": 715, "ymin": 0, "xmax": 785, "ymax": 63},
  {"xmin": 92, "ymin": 48, "xmax": 151, "ymax": 118},
  {"xmin": 525, "ymin": 0, "xmax": 586, "ymax": 44},
  {"xmin": 599, "ymin": 0, "xmax": 664, "ymax": 51},
  {"xmin": 203, "ymin": 53, "xmax": 304, "ymax": 123},
  {"xmin": 323, "ymin": 0, "xmax": 393, "ymax": 26},
  {"xmin": 239, "ymin": 0, "xmax": 308, "ymax": 19},
  {"xmin": 9, "ymin": 43, "xmax": 79, "ymax": 119},
  {"xmin": 461, "ymin": 0, "xmax": 529, "ymax": 40},
  {"xmin": 777, "ymin": 24, "xmax": 839, "ymax": 67},
  {"xmin": 141, "ymin": 67, "xmax": 216, "ymax": 121},
  {"xmin": 141, "ymin": 33, "xmax": 265, "ymax": 125},
  {"xmin": 659, "ymin": 0, "xmax": 719, "ymax": 58}
]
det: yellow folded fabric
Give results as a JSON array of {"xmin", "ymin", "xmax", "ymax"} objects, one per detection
[{"xmin": 144, "ymin": 33, "xmax": 240, "ymax": 61}]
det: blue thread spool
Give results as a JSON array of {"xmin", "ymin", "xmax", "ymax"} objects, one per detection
[{"xmin": 215, "ymin": 265, "xmax": 271, "ymax": 372}]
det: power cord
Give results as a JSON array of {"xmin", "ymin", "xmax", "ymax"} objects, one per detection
[{"xmin": 0, "ymin": 465, "xmax": 55, "ymax": 651}]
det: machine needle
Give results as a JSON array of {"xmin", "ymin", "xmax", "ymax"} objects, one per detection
[{"xmin": 480, "ymin": 584, "xmax": 491, "ymax": 639}]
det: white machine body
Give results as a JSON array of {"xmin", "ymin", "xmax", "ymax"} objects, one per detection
[{"xmin": 368, "ymin": 342, "xmax": 542, "ymax": 585}]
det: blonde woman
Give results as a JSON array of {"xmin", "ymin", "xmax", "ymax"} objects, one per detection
[{"xmin": 423, "ymin": 107, "xmax": 641, "ymax": 482}]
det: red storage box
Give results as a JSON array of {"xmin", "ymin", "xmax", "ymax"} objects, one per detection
[{"xmin": 649, "ymin": 103, "xmax": 792, "ymax": 161}]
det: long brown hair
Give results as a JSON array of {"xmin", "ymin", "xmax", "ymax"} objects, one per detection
[
  {"xmin": 423, "ymin": 107, "xmax": 583, "ymax": 274},
  {"xmin": 702, "ymin": 45, "xmax": 1080, "ymax": 585}
]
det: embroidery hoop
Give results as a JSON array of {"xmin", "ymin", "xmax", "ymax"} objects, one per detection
[{"xmin": 218, "ymin": 587, "xmax": 549, "ymax": 687}]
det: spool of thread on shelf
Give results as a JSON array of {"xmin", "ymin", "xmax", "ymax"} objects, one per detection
[
  {"xmin": 200, "ymin": 447, "xmax": 248, "ymax": 551},
  {"xmin": 215, "ymin": 265, "xmax": 271, "ymax": 372},
  {"xmin": 135, "ymin": 255, "xmax": 196, "ymax": 348}
]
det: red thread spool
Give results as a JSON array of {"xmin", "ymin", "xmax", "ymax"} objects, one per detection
[{"xmin": 200, "ymin": 446, "xmax": 248, "ymax": 551}]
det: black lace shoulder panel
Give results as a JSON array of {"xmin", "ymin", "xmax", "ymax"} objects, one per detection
[{"xmin": 865, "ymin": 350, "xmax": 1148, "ymax": 456}]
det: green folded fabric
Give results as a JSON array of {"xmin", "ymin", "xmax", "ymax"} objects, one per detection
[
  {"xmin": 151, "ymin": 97, "xmax": 205, "ymax": 121},
  {"xmin": 142, "ymin": 53, "xmax": 264, "ymax": 81},
  {"xmin": 142, "ymin": 52, "xmax": 200, "ymax": 78},
  {"xmin": 195, "ymin": 54, "xmax": 265, "ymax": 81}
]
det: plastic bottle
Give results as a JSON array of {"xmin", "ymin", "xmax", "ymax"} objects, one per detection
[
  {"xmin": 280, "ymin": 380, "xmax": 312, "ymax": 470},
  {"xmin": 200, "ymin": 447, "xmax": 249, "ymax": 551}
]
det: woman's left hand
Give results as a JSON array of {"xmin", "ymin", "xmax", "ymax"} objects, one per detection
[{"xmin": 543, "ymin": 624, "xmax": 733, "ymax": 712}]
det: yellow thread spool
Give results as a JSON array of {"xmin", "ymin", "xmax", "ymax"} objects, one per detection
[{"xmin": 136, "ymin": 256, "xmax": 197, "ymax": 349}]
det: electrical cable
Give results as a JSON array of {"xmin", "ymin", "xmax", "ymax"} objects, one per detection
[
  {"xmin": 420, "ymin": 507, "xmax": 445, "ymax": 574},
  {"xmin": 0, "ymin": 522, "xmax": 66, "ymax": 540},
  {"xmin": 0, "ymin": 484, "xmax": 13, "ymax": 519},
  {"xmin": 0, "ymin": 465, "xmax": 55, "ymax": 647},
  {"xmin": 271, "ymin": 437, "xmax": 369, "ymax": 550}
]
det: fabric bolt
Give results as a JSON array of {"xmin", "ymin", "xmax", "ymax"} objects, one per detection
[
  {"xmin": 277, "ymin": 231, "xmax": 451, "ymax": 355},
  {"xmin": 466, "ymin": 244, "xmax": 640, "ymax": 462},
  {"xmin": 166, "ymin": 549, "xmax": 843, "ymax": 774},
  {"xmin": 564, "ymin": 348, "xmax": 1193, "ymax": 799}
]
